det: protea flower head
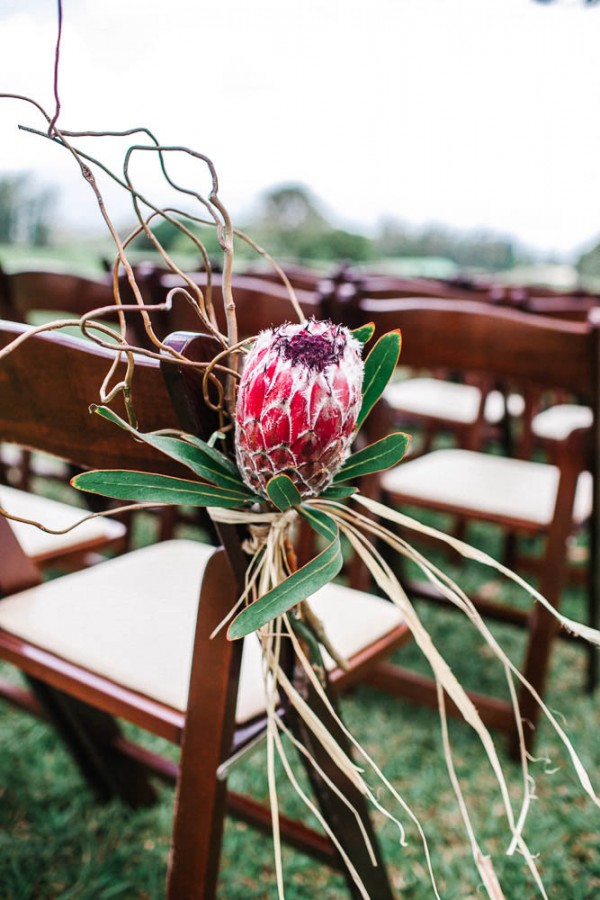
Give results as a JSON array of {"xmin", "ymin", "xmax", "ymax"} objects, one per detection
[{"xmin": 235, "ymin": 318, "xmax": 364, "ymax": 498}]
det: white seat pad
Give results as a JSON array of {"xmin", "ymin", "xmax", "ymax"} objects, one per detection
[
  {"xmin": 380, "ymin": 448, "xmax": 592, "ymax": 527},
  {"xmin": 532, "ymin": 404, "xmax": 593, "ymax": 441},
  {"xmin": 0, "ymin": 485, "xmax": 125, "ymax": 559},
  {"xmin": 0, "ymin": 539, "xmax": 404, "ymax": 725},
  {"xmin": 384, "ymin": 378, "xmax": 482, "ymax": 424},
  {"xmin": 384, "ymin": 378, "xmax": 523, "ymax": 427},
  {"xmin": 239, "ymin": 581, "xmax": 406, "ymax": 721}
]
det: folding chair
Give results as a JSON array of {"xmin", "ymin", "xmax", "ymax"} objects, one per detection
[
  {"xmin": 0, "ymin": 320, "xmax": 409, "ymax": 897},
  {"xmin": 350, "ymin": 298, "xmax": 600, "ymax": 754}
]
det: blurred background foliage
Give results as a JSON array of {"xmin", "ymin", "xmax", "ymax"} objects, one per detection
[{"xmin": 5, "ymin": 171, "xmax": 600, "ymax": 290}]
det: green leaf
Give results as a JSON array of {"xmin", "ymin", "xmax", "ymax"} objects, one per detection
[
  {"xmin": 71, "ymin": 469, "xmax": 250, "ymax": 508},
  {"xmin": 334, "ymin": 432, "xmax": 411, "ymax": 482},
  {"xmin": 92, "ymin": 405, "xmax": 251, "ymax": 494},
  {"xmin": 356, "ymin": 330, "xmax": 402, "ymax": 430},
  {"xmin": 177, "ymin": 433, "xmax": 242, "ymax": 479},
  {"xmin": 289, "ymin": 615, "xmax": 325, "ymax": 671},
  {"xmin": 227, "ymin": 531, "xmax": 343, "ymax": 640},
  {"xmin": 266, "ymin": 474, "xmax": 302, "ymax": 511},
  {"xmin": 298, "ymin": 505, "xmax": 338, "ymax": 541},
  {"xmin": 320, "ymin": 484, "xmax": 358, "ymax": 500},
  {"xmin": 351, "ymin": 322, "xmax": 375, "ymax": 344}
]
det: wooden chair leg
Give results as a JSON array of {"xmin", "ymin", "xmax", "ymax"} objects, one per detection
[
  {"xmin": 156, "ymin": 505, "xmax": 179, "ymax": 542},
  {"xmin": 510, "ymin": 605, "xmax": 561, "ymax": 759},
  {"xmin": 166, "ymin": 552, "xmax": 243, "ymax": 900},
  {"xmin": 511, "ymin": 528, "xmax": 571, "ymax": 758},
  {"xmin": 27, "ymin": 677, "xmax": 157, "ymax": 807},
  {"xmin": 585, "ymin": 562, "xmax": 599, "ymax": 694}
]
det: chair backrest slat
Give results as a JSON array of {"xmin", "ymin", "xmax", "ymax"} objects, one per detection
[
  {"xmin": 158, "ymin": 272, "xmax": 321, "ymax": 338},
  {"xmin": 359, "ymin": 297, "xmax": 598, "ymax": 399},
  {"xmin": 0, "ymin": 321, "xmax": 192, "ymax": 476},
  {"xmin": 1, "ymin": 271, "xmax": 116, "ymax": 320}
]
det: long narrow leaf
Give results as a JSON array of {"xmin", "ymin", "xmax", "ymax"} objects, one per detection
[
  {"xmin": 320, "ymin": 484, "xmax": 358, "ymax": 500},
  {"xmin": 72, "ymin": 469, "xmax": 249, "ymax": 508},
  {"xmin": 176, "ymin": 432, "xmax": 242, "ymax": 478},
  {"xmin": 92, "ymin": 405, "xmax": 252, "ymax": 494},
  {"xmin": 356, "ymin": 330, "xmax": 402, "ymax": 430},
  {"xmin": 267, "ymin": 474, "xmax": 302, "ymax": 511},
  {"xmin": 298, "ymin": 505, "xmax": 338, "ymax": 541},
  {"xmin": 334, "ymin": 432, "xmax": 411, "ymax": 482},
  {"xmin": 228, "ymin": 532, "xmax": 343, "ymax": 639}
]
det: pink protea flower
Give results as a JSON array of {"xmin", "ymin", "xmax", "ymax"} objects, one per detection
[{"xmin": 235, "ymin": 318, "xmax": 364, "ymax": 498}]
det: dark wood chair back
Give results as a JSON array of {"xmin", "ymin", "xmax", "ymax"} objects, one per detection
[
  {"xmin": 0, "ymin": 321, "xmax": 206, "ymax": 476},
  {"xmin": 238, "ymin": 263, "xmax": 326, "ymax": 291},
  {"xmin": 156, "ymin": 271, "xmax": 322, "ymax": 339},
  {"xmin": 0, "ymin": 270, "xmax": 117, "ymax": 321},
  {"xmin": 358, "ymin": 297, "xmax": 599, "ymax": 402}
]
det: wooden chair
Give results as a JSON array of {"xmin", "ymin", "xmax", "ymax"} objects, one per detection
[
  {"xmin": 237, "ymin": 262, "xmax": 328, "ymax": 292},
  {"xmin": 350, "ymin": 298, "xmax": 600, "ymax": 753},
  {"xmin": 0, "ymin": 320, "xmax": 409, "ymax": 897},
  {"xmin": 498, "ymin": 294, "xmax": 598, "ymax": 461},
  {"xmin": 330, "ymin": 272, "xmax": 494, "ymax": 303},
  {"xmin": 153, "ymin": 270, "xmax": 322, "ymax": 340},
  {"xmin": 0, "ymin": 480, "xmax": 126, "ymax": 571}
]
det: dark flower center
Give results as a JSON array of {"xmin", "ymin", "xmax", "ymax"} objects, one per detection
[{"xmin": 276, "ymin": 321, "xmax": 345, "ymax": 371}]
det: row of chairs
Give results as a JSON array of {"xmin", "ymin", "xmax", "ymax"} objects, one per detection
[
  {"xmin": 1, "ymin": 261, "xmax": 598, "ymax": 892},
  {"xmin": 313, "ymin": 272, "xmax": 600, "ymax": 725},
  {"xmin": 1, "ymin": 263, "xmax": 597, "ymax": 697},
  {"xmin": 242, "ymin": 259, "xmax": 600, "ymax": 313}
]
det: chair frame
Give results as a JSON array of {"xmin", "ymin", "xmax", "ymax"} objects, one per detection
[{"xmin": 345, "ymin": 298, "xmax": 600, "ymax": 753}]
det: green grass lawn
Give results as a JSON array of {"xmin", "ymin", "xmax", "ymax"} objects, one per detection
[{"xmin": 0, "ymin": 500, "xmax": 598, "ymax": 899}]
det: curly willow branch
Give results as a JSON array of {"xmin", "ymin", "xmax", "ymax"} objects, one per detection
[{"xmin": 5, "ymin": 96, "xmax": 250, "ymax": 425}]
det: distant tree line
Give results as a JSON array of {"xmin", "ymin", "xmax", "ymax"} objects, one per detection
[
  {"xmin": 241, "ymin": 184, "xmax": 529, "ymax": 272},
  {"xmin": 575, "ymin": 240, "xmax": 600, "ymax": 281},
  {"xmin": 0, "ymin": 174, "xmax": 55, "ymax": 246},
  {"xmin": 0, "ymin": 172, "xmax": 544, "ymax": 274}
]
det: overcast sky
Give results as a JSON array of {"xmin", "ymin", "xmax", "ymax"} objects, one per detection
[{"xmin": 1, "ymin": 0, "xmax": 600, "ymax": 259}]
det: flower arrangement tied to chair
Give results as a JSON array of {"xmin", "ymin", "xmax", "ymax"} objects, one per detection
[{"xmin": 1, "ymin": 9, "xmax": 600, "ymax": 896}]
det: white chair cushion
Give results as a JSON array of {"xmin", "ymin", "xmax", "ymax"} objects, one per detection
[
  {"xmin": 384, "ymin": 377, "xmax": 482, "ymax": 424},
  {"xmin": 0, "ymin": 485, "xmax": 126, "ymax": 559},
  {"xmin": 532, "ymin": 404, "xmax": 593, "ymax": 441},
  {"xmin": 380, "ymin": 448, "xmax": 592, "ymax": 527},
  {"xmin": 0, "ymin": 539, "xmax": 404, "ymax": 725},
  {"xmin": 384, "ymin": 377, "xmax": 524, "ymax": 427}
]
